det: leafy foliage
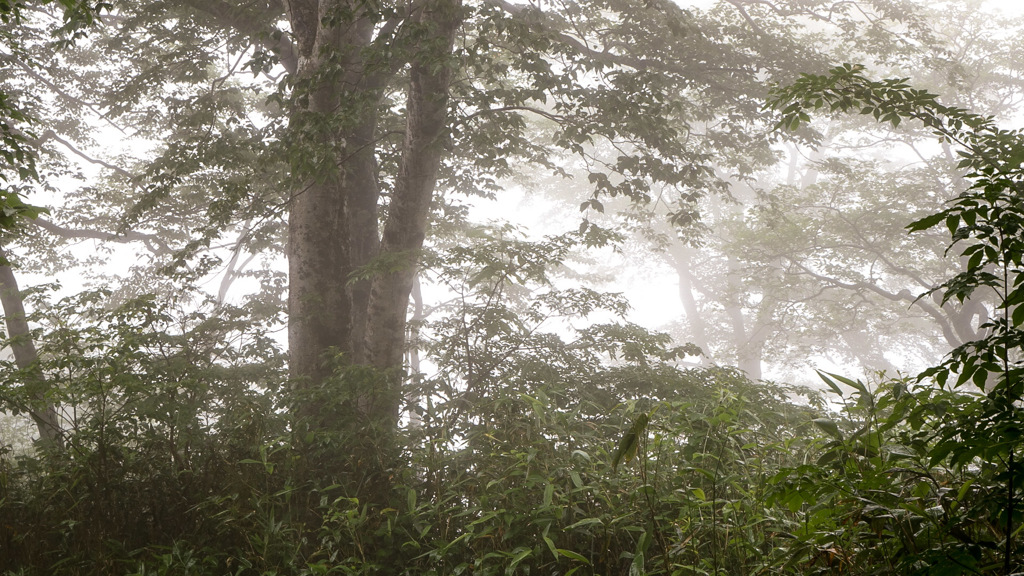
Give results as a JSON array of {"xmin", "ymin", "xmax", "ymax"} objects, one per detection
[
  {"xmin": 0, "ymin": 0, "xmax": 109, "ymax": 232},
  {"xmin": 0, "ymin": 238, "xmax": 828, "ymax": 575},
  {"xmin": 767, "ymin": 60, "xmax": 1024, "ymax": 574},
  {"xmin": 5, "ymin": 3, "xmax": 1024, "ymax": 576}
]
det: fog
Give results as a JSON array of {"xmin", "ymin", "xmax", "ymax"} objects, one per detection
[
  {"xmin": 5, "ymin": 1, "xmax": 1024, "ymax": 574},
  {"xmin": 8, "ymin": 0, "xmax": 1024, "ymax": 388}
]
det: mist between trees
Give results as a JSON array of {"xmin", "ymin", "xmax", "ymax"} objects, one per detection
[{"xmin": 2, "ymin": 0, "xmax": 1024, "ymax": 574}]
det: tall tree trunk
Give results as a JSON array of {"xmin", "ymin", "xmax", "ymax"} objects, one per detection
[
  {"xmin": 283, "ymin": 0, "xmax": 461, "ymax": 503},
  {"xmin": 366, "ymin": 0, "xmax": 461, "ymax": 372},
  {"xmin": 286, "ymin": 0, "xmax": 381, "ymax": 392},
  {"xmin": 356, "ymin": 0, "xmax": 461, "ymax": 502},
  {"xmin": 667, "ymin": 243, "xmax": 710, "ymax": 359},
  {"xmin": 723, "ymin": 254, "xmax": 772, "ymax": 381},
  {"xmin": 0, "ymin": 245, "xmax": 62, "ymax": 448}
]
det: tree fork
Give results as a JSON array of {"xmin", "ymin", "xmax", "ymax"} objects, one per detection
[{"xmin": 284, "ymin": 0, "xmax": 462, "ymax": 504}]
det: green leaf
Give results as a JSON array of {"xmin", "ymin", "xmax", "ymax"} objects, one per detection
[
  {"xmin": 611, "ymin": 430, "xmax": 637, "ymax": 472},
  {"xmin": 506, "ymin": 548, "xmax": 532, "ymax": 575},
  {"xmin": 565, "ymin": 518, "xmax": 604, "ymax": 530},
  {"xmin": 823, "ymin": 371, "xmax": 869, "ymax": 396},
  {"xmin": 955, "ymin": 480, "xmax": 974, "ymax": 505},
  {"xmin": 817, "ymin": 371, "xmax": 844, "ymax": 396},
  {"xmin": 946, "ymin": 214, "xmax": 961, "ymax": 234},
  {"xmin": 543, "ymin": 534, "xmax": 557, "ymax": 559},
  {"xmin": 611, "ymin": 412, "xmax": 649, "ymax": 471},
  {"xmin": 907, "ymin": 212, "xmax": 946, "ymax": 232},
  {"xmin": 629, "ymin": 552, "xmax": 645, "ymax": 576},
  {"xmin": 1013, "ymin": 304, "xmax": 1024, "ymax": 328},
  {"xmin": 556, "ymin": 549, "xmax": 590, "ymax": 564},
  {"xmin": 812, "ymin": 418, "xmax": 843, "ymax": 441}
]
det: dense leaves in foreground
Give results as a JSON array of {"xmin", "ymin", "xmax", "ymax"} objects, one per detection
[
  {"xmin": 0, "ymin": 277, "xmax": 816, "ymax": 576},
  {"xmin": 2, "ymin": 295, "xmax": 1022, "ymax": 576}
]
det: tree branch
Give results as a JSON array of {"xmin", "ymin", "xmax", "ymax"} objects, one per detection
[
  {"xmin": 31, "ymin": 218, "xmax": 172, "ymax": 255},
  {"xmin": 458, "ymin": 104, "xmax": 565, "ymax": 124},
  {"xmin": 11, "ymin": 59, "xmax": 126, "ymax": 135},
  {"xmin": 178, "ymin": 0, "xmax": 298, "ymax": 75},
  {"xmin": 36, "ymin": 129, "xmax": 134, "ymax": 180},
  {"xmin": 788, "ymin": 259, "xmax": 962, "ymax": 347}
]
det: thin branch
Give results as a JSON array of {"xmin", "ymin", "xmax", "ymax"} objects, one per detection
[
  {"xmin": 217, "ymin": 220, "xmax": 255, "ymax": 304},
  {"xmin": 458, "ymin": 105, "xmax": 565, "ymax": 124},
  {"xmin": 13, "ymin": 60, "xmax": 126, "ymax": 135},
  {"xmin": 36, "ymin": 130, "xmax": 134, "ymax": 180}
]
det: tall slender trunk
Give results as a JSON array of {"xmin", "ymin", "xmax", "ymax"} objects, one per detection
[
  {"xmin": 366, "ymin": 0, "xmax": 461, "ymax": 372},
  {"xmin": 0, "ymin": 244, "xmax": 62, "ymax": 448},
  {"xmin": 723, "ymin": 254, "xmax": 770, "ymax": 381},
  {"xmin": 667, "ymin": 244, "xmax": 710, "ymax": 359}
]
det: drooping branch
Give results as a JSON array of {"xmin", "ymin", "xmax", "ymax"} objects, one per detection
[
  {"xmin": 36, "ymin": 129, "xmax": 134, "ymax": 180},
  {"xmin": 788, "ymin": 259, "xmax": 963, "ymax": 348}
]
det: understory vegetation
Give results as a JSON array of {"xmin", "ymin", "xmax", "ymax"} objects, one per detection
[
  {"xmin": 5, "ymin": 165, "xmax": 1024, "ymax": 574},
  {"xmin": 2, "ymin": 318, "xmax": 1022, "ymax": 576}
]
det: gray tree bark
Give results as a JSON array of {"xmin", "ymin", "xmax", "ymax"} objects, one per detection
[
  {"xmin": 281, "ymin": 0, "xmax": 461, "ymax": 502},
  {"xmin": 0, "ymin": 245, "xmax": 62, "ymax": 448}
]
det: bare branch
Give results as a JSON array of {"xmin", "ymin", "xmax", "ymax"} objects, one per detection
[
  {"xmin": 36, "ymin": 130, "xmax": 134, "ymax": 180},
  {"xmin": 31, "ymin": 218, "xmax": 172, "ymax": 255},
  {"xmin": 788, "ymin": 258, "xmax": 963, "ymax": 347}
]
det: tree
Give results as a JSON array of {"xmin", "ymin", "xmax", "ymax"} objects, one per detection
[
  {"xmin": 3, "ymin": 0, "xmax": 835, "ymax": 501},
  {"xmin": 0, "ymin": 244, "xmax": 62, "ymax": 446},
  {"xmin": 608, "ymin": 0, "xmax": 1024, "ymax": 382},
  {"xmin": 0, "ymin": 0, "xmax": 111, "ymax": 447},
  {"xmin": 770, "ymin": 59, "xmax": 1024, "ymax": 575}
]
